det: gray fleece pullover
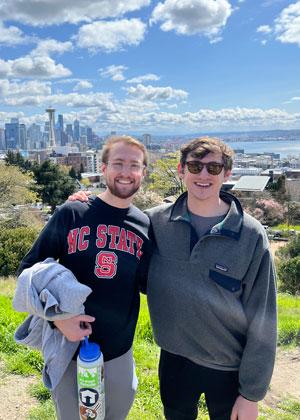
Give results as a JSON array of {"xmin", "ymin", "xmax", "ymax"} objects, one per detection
[
  {"xmin": 146, "ymin": 191, "xmax": 277, "ymax": 402},
  {"xmin": 13, "ymin": 258, "xmax": 92, "ymax": 390}
]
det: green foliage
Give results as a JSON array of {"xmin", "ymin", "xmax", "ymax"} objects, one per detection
[
  {"xmin": 29, "ymin": 381, "xmax": 52, "ymax": 402},
  {"xmin": 0, "ymin": 162, "xmax": 37, "ymax": 208},
  {"xmin": 277, "ymin": 294, "xmax": 300, "ymax": 345},
  {"xmin": 149, "ymin": 153, "xmax": 185, "ymax": 197},
  {"xmin": 29, "ymin": 399, "xmax": 57, "ymax": 420},
  {"xmin": 4, "ymin": 150, "xmax": 33, "ymax": 172},
  {"xmin": 133, "ymin": 188, "xmax": 163, "ymax": 211},
  {"xmin": 0, "ymin": 280, "xmax": 299, "ymax": 419},
  {"xmin": 276, "ymin": 235, "xmax": 300, "ymax": 260},
  {"xmin": 278, "ymin": 257, "xmax": 300, "ymax": 295},
  {"xmin": 276, "ymin": 236, "xmax": 300, "ymax": 295},
  {"xmin": 0, "ymin": 295, "xmax": 44, "ymax": 375},
  {"xmin": 274, "ymin": 224, "xmax": 300, "ymax": 232},
  {"xmin": 0, "ymin": 226, "xmax": 38, "ymax": 276},
  {"xmin": 32, "ymin": 160, "xmax": 76, "ymax": 212},
  {"xmin": 68, "ymin": 166, "xmax": 77, "ymax": 179},
  {"xmin": 260, "ymin": 399, "xmax": 300, "ymax": 420}
]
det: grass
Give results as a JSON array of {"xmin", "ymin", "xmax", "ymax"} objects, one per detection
[
  {"xmin": 0, "ymin": 277, "xmax": 299, "ymax": 419},
  {"xmin": 277, "ymin": 294, "xmax": 300, "ymax": 346},
  {"xmin": 272, "ymin": 224, "xmax": 300, "ymax": 232}
]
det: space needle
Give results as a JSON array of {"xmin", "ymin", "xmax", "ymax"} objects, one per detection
[{"xmin": 45, "ymin": 107, "xmax": 56, "ymax": 148}]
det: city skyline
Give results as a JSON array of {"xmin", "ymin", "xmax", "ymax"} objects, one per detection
[{"xmin": 0, "ymin": 0, "xmax": 300, "ymax": 134}]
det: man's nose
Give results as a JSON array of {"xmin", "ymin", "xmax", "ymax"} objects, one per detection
[{"xmin": 120, "ymin": 164, "xmax": 131, "ymax": 175}]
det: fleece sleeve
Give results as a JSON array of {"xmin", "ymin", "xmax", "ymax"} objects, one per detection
[{"xmin": 238, "ymin": 241, "xmax": 277, "ymax": 401}]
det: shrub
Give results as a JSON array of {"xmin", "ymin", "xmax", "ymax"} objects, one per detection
[
  {"xmin": 278, "ymin": 256, "xmax": 300, "ymax": 295},
  {"xmin": 0, "ymin": 226, "xmax": 39, "ymax": 276},
  {"xmin": 276, "ymin": 235, "xmax": 300, "ymax": 260}
]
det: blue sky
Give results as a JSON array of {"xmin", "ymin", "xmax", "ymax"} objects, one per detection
[{"xmin": 0, "ymin": 0, "xmax": 300, "ymax": 134}]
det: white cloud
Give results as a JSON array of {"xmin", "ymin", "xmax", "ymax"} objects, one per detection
[
  {"xmin": 257, "ymin": 25, "xmax": 272, "ymax": 34},
  {"xmin": 3, "ymin": 91, "xmax": 115, "ymax": 109},
  {"xmin": 0, "ymin": 0, "xmax": 150, "ymax": 26},
  {"xmin": 274, "ymin": 1, "xmax": 300, "ymax": 46},
  {"xmin": 73, "ymin": 80, "xmax": 93, "ymax": 91},
  {"xmin": 126, "ymin": 83, "xmax": 188, "ymax": 101},
  {"xmin": 99, "ymin": 65, "xmax": 128, "ymax": 81},
  {"xmin": 77, "ymin": 19, "xmax": 146, "ymax": 52},
  {"xmin": 151, "ymin": 0, "xmax": 232, "ymax": 42},
  {"xmin": 0, "ymin": 79, "xmax": 51, "ymax": 97},
  {"xmin": 33, "ymin": 39, "xmax": 73, "ymax": 56},
  {"xmin": 1, "ymin": 101, "xmax": 300, "ymax": 132},
  {"xmin": 0, "ymin": 40, "xmax": 72, "ymax": 79},
  {"xmin": 0, "ymin": 21, "xmax": 27, "ymax": 45},
  {"xmin": 126, "ymin": 73, "xmax": 160, "ymax": 83},
  {"xmin": 0, "ymin": 55, "xmax": 71, "ymax": 79}
]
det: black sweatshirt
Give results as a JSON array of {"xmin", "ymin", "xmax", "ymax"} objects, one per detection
[{"xmin": 19, "ymin": 196, "xmax": 151, "ymax": 361}]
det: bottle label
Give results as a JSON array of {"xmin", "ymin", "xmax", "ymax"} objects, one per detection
[
  {"xmin": 78, "ymin": 365, "xmax": 105, "ymax": 420},
  {"xmin": 78, "ymin": 365, "xmax": 101, "ymax": 388}
]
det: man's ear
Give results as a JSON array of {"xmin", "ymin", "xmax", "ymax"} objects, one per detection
[
  {"xmin": 101, "ymin": 163, "xmax": 107, "ymax": 175},
  {"xmin": 178, "ymin": 162, "xmax": 184, "ymax": 178},
  {"xmin": 224, "ymin": 169, "xmax": 232, "ymax": 182}
]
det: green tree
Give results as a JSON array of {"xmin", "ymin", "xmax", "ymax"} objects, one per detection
[
  {"xmin": 276, "ymin": 235, "xmax": 300, "ymax": 261},
  {"xmin": 4, "ymin": 150, "xmax": 33, "ymax": 172},
  {"xmin": 149, "ymin": 152, "xmax": 185, "ymax": 197},
  {"xmin": 32, "ymin": 160, "xmax": 76, "ymax": 213},
  {"xmin": 0, "ymin": 226, "xmax": 39, "ymax": 276},
  {"xmin": 133, "ymin": 188, "xmax": 163, "ymax": 211},
  {"xmin": 278, "ymin": 256, "xmax": 300, "ymax": 295},
  {"xmin": 0, "ymin": 162, "xmax": 37, "ymax": 206},
  {"xmin": 69, "ymin": 166, "xmax": 77, "ymax": 179}
]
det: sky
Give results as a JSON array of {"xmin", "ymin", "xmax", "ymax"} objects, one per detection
[{"xmin": 0, "ymin": 0, "xmax": 300, "ymax": 135}]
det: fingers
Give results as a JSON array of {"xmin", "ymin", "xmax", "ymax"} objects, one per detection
[
  {"xmin": 68, "ymin": 191, "xmax": 92, "ymax": 201},
  {"xmin": 78, "ymin": 314, "xmax": 95, "ymax": 323},
  {"xmin": 53, "ymin": 315, "xmax": 95, "ymax": 342}
]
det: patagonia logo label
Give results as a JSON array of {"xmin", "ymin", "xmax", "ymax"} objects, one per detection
[{"xmin": 215, "ymin": 263, "xmax": 228, "ymax": 272}]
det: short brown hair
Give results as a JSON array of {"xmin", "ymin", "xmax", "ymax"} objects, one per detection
[
  {"xmin": 180, "ymin": 136, "xmax": 234, "ymax": 171},
  {"xmin": 102, "ymin": 135, "xmax": 148, "ymax": 166}
]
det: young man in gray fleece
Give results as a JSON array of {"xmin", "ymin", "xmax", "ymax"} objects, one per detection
[
  {"xmin": 71, "ymin": 136, "xmax": 277, "ymax": 420},
  {"xmin": 145, "ymin": 136, "xmax": 277, "ymax": 420}
]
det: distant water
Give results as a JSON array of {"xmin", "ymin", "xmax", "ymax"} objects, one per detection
[{"xmin": 225, "ymin": 140, "xmax": 300, "ymax": 158}]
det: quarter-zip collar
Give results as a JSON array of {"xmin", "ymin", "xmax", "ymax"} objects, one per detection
[{"xmin": 169, "ymin": 191, "xmax": 244, "ymax": 240}]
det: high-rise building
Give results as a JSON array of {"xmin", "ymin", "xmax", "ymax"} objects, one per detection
[
  {"xmin": 19, "ymin": 123, "xmax": 27, "ymax": 149},
  {"xmin": 56, "ymin": 114, "xmax": 64, "ymax": 146},
  {"xmin": 142, "ymin": 133, "xmax": 151, "ymax": 148},
  {"xmin": 0, "ymin": 128, "xmax": 5, "ymax": 150},
  {"xmin": 87, "ymin": 127, "xmax": 93, "ymax": 145},
  {"xmin": 46, "ymin": 108, "xmax": 56, "ymax": 148},
  {"xmin": 27, "ymin": 123, "xmax": 42, "ymax": 149},
  {"xmin": 57, "ymin": 114, "xmax": 64, "ymax": 132},
  {"xmin": 5, "ymin": 118, "xmax": 20, "ymax": 149},
  {"xmin": 66, "ymin": 124, "xmax": 73, "ymax": 141},
  {"xmin": 74, "ymin": 119, "xmax": 80, "ymax": 142}
]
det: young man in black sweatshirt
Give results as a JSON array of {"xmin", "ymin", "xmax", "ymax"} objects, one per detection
[{"xmin": 18, "ymin": 136, "xmax": 151, "ymax": 420}]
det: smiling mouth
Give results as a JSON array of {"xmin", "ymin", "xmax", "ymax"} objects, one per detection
[
  {"xmin": 116, "ymin": 179, "xmax": 133, "ymax": 185},
  {"xmin": 194, "ymin": 182, "xmax": 211, "ymax": 188}
]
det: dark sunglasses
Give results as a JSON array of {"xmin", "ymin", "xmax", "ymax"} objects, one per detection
[{"xmin": 185, "ymin": 161, "xmax": 225, "ymax": 175}]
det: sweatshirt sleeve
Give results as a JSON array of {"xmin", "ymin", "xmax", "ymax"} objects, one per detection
[
  {"xmin": 17, "ymin": 205, "xmax": 69, "ymax": 275},
  {"xmin": 238, "ymin": 237, "xmax": 277, "ymax": 401},
  {"xmin": 137, "ymin": 220, "xmax": 155, "ymax": 294}
]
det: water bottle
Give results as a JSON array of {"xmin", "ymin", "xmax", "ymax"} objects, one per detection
[{"xmin": 77, "ymin": 336, "xmax": 105, "ymax": 420}]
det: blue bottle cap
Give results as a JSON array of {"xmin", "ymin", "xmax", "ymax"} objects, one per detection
[{"xmin": 79, "ymin": 336, "xmax": 101, "ymax": 362}]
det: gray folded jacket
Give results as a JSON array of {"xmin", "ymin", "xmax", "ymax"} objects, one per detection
[{"xmin": 13, "ymin": 258, "xmax": 92, "ymax": 390}]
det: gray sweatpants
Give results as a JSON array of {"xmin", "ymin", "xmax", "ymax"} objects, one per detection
[{"xmin": 51, "ymin": 347, "xmax": 138, "ymax": 420}]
